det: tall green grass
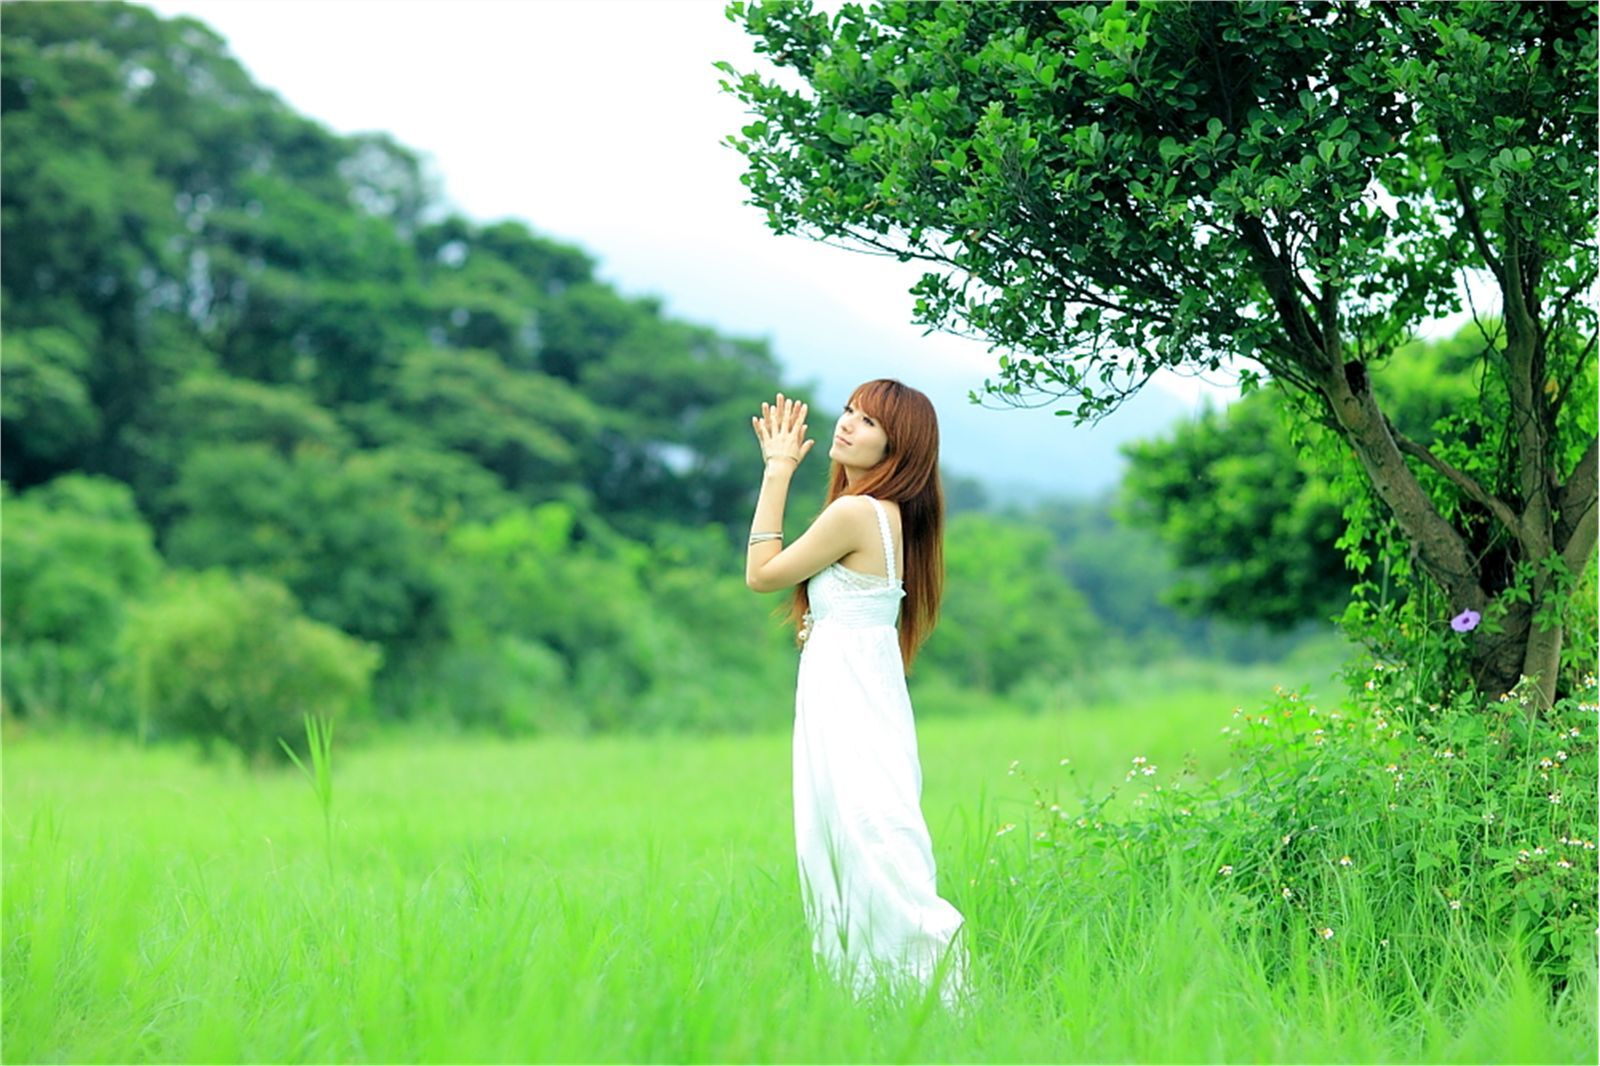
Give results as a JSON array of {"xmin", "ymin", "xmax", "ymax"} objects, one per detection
[{"xmin": 4, "ymin": 673, "xmax": 1593, "ymax": 1063}]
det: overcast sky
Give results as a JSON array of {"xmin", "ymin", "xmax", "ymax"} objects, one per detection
[{"xmin": 144, "ymin": 0, "xmax": 1246, "ymax": 501}]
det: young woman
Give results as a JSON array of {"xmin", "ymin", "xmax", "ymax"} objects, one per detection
[{"xmin": 746, "ymin": 380, "xmax": 966, "ymax": 1005}]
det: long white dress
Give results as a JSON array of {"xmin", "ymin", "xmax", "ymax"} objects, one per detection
[{"xmin": 792, "ymin": 495, "xmax": 967, "ymax": 1003}]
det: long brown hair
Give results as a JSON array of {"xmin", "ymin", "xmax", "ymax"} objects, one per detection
[{"xmin": 785, "ymin": 378, "xmax": 945, "ymax": 670}]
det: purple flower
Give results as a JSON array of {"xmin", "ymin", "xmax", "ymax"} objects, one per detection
[{"xmin": 1451, "ymin": 609, "xmax": 1481, "ymax": 633}]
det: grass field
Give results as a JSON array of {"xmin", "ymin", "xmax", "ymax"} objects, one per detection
[{"xmin": 4, "ymin": 665, "xmax": 1595, "ymax": 1063}]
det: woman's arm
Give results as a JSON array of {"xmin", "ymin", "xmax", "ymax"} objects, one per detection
[{"xmin": 746, "ymin": 393, "xmax": 866, "ymax": 593}]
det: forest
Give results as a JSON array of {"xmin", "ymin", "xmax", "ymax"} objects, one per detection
[{"xmin": 1, "ymin": 0, "xmax": 1334, "ymax": 758}]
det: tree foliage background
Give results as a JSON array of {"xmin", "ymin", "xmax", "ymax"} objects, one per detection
[{"xmin": 0, "ymin": 1, "xmax": 1286, "ymax": 758}]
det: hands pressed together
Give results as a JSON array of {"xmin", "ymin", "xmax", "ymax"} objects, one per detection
[{"xmin": 752, "ymin": 392, "xmax": 814, "ymax": 469}]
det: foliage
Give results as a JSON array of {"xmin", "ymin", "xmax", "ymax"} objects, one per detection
[
  {"xmin": 997, "ymin": 665, "xmax": 1600, "ymax": 1000},
  {"xmin": 0, "ymin": 475, "xmax": 162, "ymax": 729},
  {"xmin": 162, "ymin": 444, "xmax": 448, "ymax": 650},
  {"xmin": 1122, "ymin": 392, "xmax": 1349, "ymax": 627},
  {"xmin": 920, "ymin": 512, "xmax": 1100, "ymax": 693},
  {"xmin": 118, "ymin": 569, "xmax": 381, "ymax": 763}
]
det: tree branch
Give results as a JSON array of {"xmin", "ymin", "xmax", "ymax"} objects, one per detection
[
  {"xmin": 1555, "ymin": 434, "xmax": 1599, "ymax": 550},
  {"xmin": 1389, "ymin": 422, "xmax": 1526, "ymax": 542},
  {"xmin": 1449, "ymin": 170, "xmax": 1505, "ymax": 284}
]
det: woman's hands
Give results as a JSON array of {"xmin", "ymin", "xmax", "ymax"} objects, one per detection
[{"xmin": 752, "ymin": 392, "xmax": 814, "ymax": 470}]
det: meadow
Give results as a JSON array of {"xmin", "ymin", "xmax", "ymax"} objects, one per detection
[{"xmin": 4, "ymin": 664, "xmax": 1595, "ymax": 1064}]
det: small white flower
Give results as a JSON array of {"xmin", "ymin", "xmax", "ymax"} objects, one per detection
[
  {"xmin": 1132, "ymin": 755, "xmax": 1147, "ymax": 765},
  {"xmin": 1557, "ymin": 859, "xmax": 1573, "ymax": 869},
  {"xmin": 1218, "ymin": 864, "xmax": 1234, "ymax": 876},
  {"xmin": 1549, "ymin": 791, "xmax": 1563, "ymax": 805},
  {"xmin": 1282, "ymin": 834, "xmax": 1293, "ymax": 845},
  {"xmin": 1555, "ymin": 750, "xmax": 1568, "ymax": 761},
  {"xmin": 996, "ymin": 822, "xmax": 1016, "ymax": 836},
  {"xmin": 1448, "ymin": 899, "xmax": 1462, "ymax": 910},
  {"xmin": 1540, "ymin": 757, "xmax": 1554, "ymax": 768},
  {"xmin": 1281, "ymin": 886, "xmax": 1294, "ymax": 899},
  {"xmin": 1319, "ymin": 927, "xmax": 1335, "ymax": 940},
  {"xmin": 1339, "ymin": 855, "xmax": 1353, "ymax": 867}
]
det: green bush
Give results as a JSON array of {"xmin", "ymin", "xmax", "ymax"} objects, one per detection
[
  {"xmin": 1, "ymin": 476, "xmax": 162, "ymax": 729},
  {"xmin": 996, "ymin": 662, "xmax": 1599, "ymax": 1003},
  {"xmin": 118, "ymin": 570, "xmax": 382, "ymax": 764}
]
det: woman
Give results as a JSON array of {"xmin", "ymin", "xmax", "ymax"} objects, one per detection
[{"xmin": 745, "ymin": 380, "xmax": 966, "ymax": 1005}]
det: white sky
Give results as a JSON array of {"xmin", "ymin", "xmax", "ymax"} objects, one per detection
[{"xmin": 144, "ymin": 0, "xmax": 1251, "ymax": 500}]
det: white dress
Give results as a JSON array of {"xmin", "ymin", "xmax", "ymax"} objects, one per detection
[{"xmin": 792, "ymin": 495, "xmax": 967, "ymax": 1003}]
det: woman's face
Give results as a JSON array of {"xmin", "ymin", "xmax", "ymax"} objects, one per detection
[{"xmin": 829, "ymin": 398, "xmax": 890, "ymax": 469}]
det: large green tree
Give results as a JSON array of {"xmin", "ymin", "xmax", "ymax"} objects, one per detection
[{"xmin": 722, "ymin": 0, "xmax": 1598, "ymax": 704}]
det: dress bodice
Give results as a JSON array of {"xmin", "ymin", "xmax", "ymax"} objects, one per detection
[{"xmin": 800, "ymin": 496, "xmax": 905, "ymax": 641}]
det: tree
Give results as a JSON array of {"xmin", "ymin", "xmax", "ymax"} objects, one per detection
[{"xmin": 722, "ymin": 0, "xmax": 1598, "ymax": 704}]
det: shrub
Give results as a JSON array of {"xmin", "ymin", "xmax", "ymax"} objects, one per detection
[
  {"xmin": 995, "ymin": 662, "xmax": 1599, "ymax": 1005},
  {"xmin": 118, "ymin": 570, "xmax": 382, "ymax": 764},
  {"xmin": 0, "ymin": 476, "xmax": 162, "ymax": 729}
]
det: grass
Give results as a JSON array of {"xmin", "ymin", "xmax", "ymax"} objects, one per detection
[{"xmin": 4, "ymin": 666, "xmax": 1594, "ymax": 1063}]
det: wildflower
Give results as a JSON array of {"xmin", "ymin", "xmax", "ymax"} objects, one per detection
[
  {"xmin": 1319, "ymin": 927, "xmax": 1335, "ymax": 940},
  {"xmin": 1375, "ymin": 719, "xmax": 1389, "ymax": 731},
  {"xmin": 1282, "ymin": 886, "xmax": 1294, "ymax": 900},
  {"xmin": 1218, "ymin": 864, "xmax": 1234, "ymax": 876},
  {"xmin": 1339, "ymin": 855, "xmax": 1353, "ymax": 867},
  {"xmin": 1482, "ymin": 811, "xmax": 1496, "ymax": 824},
  {"xmin": 1178, "ymin": 807, "xmax": 1191, "ymax": 816},
  {"xmin": 1388, "ymin": 803, "xmax": 1398, "ymax": 811},
  {"xmin": 1449, "ymin": 899, "xmax": 1462, "ymax": 910},
  {"xmin": 1549, "ymin": 791, "xmax": 1563, "ymax": 805},
  {"xmin": 1540, "ymin": 758, "xmax": 1555, "ymax": 768},
  {"xmin": 1569, "ymin": 727, "xmax": 1581, "ymax": 738},
  {"xmin": 1007, "ymin": 760, "xmax": 1020, "ymax": 775},
  {"xmin": 1450, "ymin": 609, "xmax": 1481, "ymax": 632},
  {"xmin": 1282, "ymin": 834, "xmax": 1293, "ymax": 844},
  {"xmin": 1555, "ymin": 750, "xmax": 1568, "ymax": 762},
  {"xmin": 1076, "ymin": 817, "xmax": 1088, "ymax": 828},
  {"xmin": 1379, "ymin": 938, "xmax": 1390, "ymax": 948},
  {"xmin": 1518, "ymin": 849, "xmax": 1531, "ymax": 861},
  {"xmin": 1141, "ymin": 765, "xmax": 1157, "ymax": 776},
  {"xmin": 996, "ymin": 823, "xmax": 1016, "ymax": 836},
  {"xmin": 1385, "ymin": 763, "xmax": 1399, "ymax": 773},
  {"xmin": 1557, "ymin": 859, "xmax": 1573, "ymax": 869},
  {"xmin": 1533, "ymin": 846, "xmax": 1547, "ymax": 856},
  {"xmin": 1438, "ymin": 749, "xmax": 1455, "ymax": 759},
  {"xmin": 1132, "ymin": 756, "xmax": 1147, "ymax": 765}
]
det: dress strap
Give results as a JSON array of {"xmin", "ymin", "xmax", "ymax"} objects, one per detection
[{"xmin": 865, "ymin": 496, "xmax": 897, "ymax": 584}]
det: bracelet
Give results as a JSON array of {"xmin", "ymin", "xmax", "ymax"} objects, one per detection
[{"xmin": 748, "ymin": 532, "xmax": 784, "ymax": 545}]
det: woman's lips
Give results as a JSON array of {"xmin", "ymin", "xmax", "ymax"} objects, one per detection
[{"xmin": 835, "ymin": 436, "xmax": 850, "ymax": 446}]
